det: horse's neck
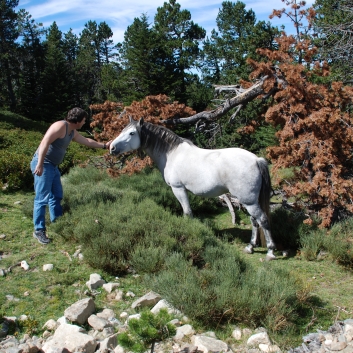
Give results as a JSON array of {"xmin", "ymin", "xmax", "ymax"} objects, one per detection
[{"xmin": 143, "ymin": 146, "xmax": 168, "ymax": 173}]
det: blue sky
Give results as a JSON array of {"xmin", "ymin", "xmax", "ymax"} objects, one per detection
[{"xmin": 17, "ymin": 0, "xmax": 314, "ymax": 43}]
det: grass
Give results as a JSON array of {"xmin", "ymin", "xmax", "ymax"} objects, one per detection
[{"xmin": 0, "ymin": 189, "xmax": 148, "ymax": 336}]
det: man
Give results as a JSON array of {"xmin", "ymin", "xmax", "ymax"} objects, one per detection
[{"xmin": 30, "ymin": 107, "xmax": 111, "ymax": 244}]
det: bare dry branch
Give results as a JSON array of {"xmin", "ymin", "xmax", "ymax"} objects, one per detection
[{"xmin": 162, "ymin": 76, "xmax": 267, "ymax": 125}]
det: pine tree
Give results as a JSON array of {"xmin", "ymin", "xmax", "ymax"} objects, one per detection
[
  {"xmin": 153, "ymin": 0, "xmax": 206, "ymax": 103},
  {"xmin": 118, "ymin": 14, "xmax": 159, "ymax": 103},
  {"xmin": 0, "ymin": 0, "xmax": 19, "ymax": 110},
  {"xmin": 38, "ymin": 22, "xmax": 73, "ymax": 121},
  {"xmin": 17, "ymin": 9, "xmax": 45, "ymax": 117}
]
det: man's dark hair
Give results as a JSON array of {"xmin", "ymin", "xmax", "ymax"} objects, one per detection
[{"xmin": 66, "ymin": 107, "xmax": 88, "ymax": 123}]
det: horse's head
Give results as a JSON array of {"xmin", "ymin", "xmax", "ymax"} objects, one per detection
[{"xmin": 110, "ymin": 117, "xmax": 143, "ymax": 155}]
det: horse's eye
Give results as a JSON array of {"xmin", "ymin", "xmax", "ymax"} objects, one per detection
[{"xmin": 130, "ymin": 132, "xmax": 135, "ymax": 136}]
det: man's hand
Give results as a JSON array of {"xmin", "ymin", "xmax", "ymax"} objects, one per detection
[{"xmin": 33, "ymin": 164, "xmax": 44, "ymax": 176}]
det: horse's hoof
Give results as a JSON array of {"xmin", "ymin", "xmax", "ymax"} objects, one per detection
[
  {"xmin": 265, "ymin": 254, "xmax": 276, "ymax": 261},
  {"xmin": 244, "ymin": 245, "xmax": 254, "ymax": 254},
  {"xmin": 282, "ymin": 250, "xmax": 289, "ymax": 257}
]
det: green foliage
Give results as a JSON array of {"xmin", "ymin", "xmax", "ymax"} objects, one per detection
[
  {"xmin": 149, "ymin": 248, "xmax": 310, "ymax": 333},
  {"xmin": 270, "ymin": 207, "xmax": 313, "ymax": 251},
  {"xmin": 299, "ymin": 218, "xmax": 353, "ymax": 265},
  {"xmin": 118, "ymin": 309, "xmax": 176, "ymax": 353},
  {"xmin": 51, "ymin": 166, "xmax": 218, "ymax": 274}
]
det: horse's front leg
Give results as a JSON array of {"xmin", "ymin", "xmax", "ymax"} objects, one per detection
[{"xmin": 171, "ymin": 186, "xmax": 193, "ymax": 217}]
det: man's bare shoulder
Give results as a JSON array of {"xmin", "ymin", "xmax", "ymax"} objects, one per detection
[{"xmin": 44, "ymin": 120, "xmax": 67, "ymax": 139}]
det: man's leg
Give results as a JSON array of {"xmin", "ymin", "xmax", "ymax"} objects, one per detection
[
  {"xmin": 49, "ymin": 166, "xmax": 63, "ymax": 223},
  {"xmin": 31, "ymin": 158, "xmax": 54, "ymax": 243}
]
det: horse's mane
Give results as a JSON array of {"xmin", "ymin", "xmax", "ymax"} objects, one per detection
[{"xmin": 138, "ymin": 121, "xmax": 193, "ymax": 155}]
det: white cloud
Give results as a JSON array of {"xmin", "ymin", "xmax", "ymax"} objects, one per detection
[{"xmin": 18, "ymin": 0, "xmax": 316, "ymax": 42}]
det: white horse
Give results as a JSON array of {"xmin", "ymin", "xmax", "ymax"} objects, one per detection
[{"xmin": 110, "ymin": 117, "xmax": 277, "ymax": 259}]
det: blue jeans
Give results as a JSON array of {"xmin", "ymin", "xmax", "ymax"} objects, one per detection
[{"xmin": 30, "ymin": 155, "xmax": 63, "ymax": 231}]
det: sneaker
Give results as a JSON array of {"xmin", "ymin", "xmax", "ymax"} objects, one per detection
[{"xmin": 33, "ymin": 230, "xmax": 51, "ymax": 244}]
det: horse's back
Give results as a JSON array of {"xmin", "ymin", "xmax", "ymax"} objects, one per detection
[{"xmin": 164, "ymin": 143, "xmax": 263, "ymax": 199}]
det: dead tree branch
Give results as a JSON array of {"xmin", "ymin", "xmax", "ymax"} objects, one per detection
[{"xmin": 162, "ymin": 76, "xmax": 267, "ymax": 125}]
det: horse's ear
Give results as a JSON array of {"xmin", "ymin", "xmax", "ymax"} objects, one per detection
[{"xmin": 139, "ymin": 117, "xmax": 144, "ymax": 126}]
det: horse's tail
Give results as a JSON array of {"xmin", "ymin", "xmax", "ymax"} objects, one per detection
[
  {"xmin": 256, "ymin": 158, "xmax": 271, "ymax": 247},
  {"xmin": 256, "ymin": 157, "xmax": 271, "ymax": 219}
]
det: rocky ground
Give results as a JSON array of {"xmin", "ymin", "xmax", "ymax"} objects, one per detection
[{"xmin": 1, "ymin": 273, "xmax": 353, "ymax": 353}]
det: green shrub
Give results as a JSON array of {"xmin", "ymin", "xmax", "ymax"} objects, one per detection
[
  {"xmin": 149, "ymin": 249, "xmax": 311, "ymax": 333},
  {"xmin": 270, "ymin": 208, "xmax": 316, "ymax": 251},
  {"xmin": 50, "ymin": 171, "xmax": 218, "ymax": 274},
  {"xmin": 299, "ymin": 218, "xmax": 353, "ymax": 265}
]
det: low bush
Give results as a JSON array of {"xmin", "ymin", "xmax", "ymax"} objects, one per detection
[
  {"xmin": 51, "ymin": 167, "xmax": 218, "ymax": 273},
  {"xmin": 149, "ymin": 249, "xmax": 310, "ymax": 334},
  {"xmin": 299, "ymin": 218, "xmax": 353, "ymax": 265}
]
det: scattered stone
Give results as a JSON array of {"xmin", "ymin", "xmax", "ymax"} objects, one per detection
[
  {"xmin": 64, "ymin": 297, "xmax": 95, "ymax": 325},
  {"xmin": 119, "ymin": 312, "xmax": 128, "ymax": 319},
  {"xmin": 14, "ymin": 201, "xmax": 22, "ymax": 205},
  {"xmin": 247, "ymin": 331, "xmax": 271, "ymax": 347},
  {"xmin": 174, "ymin": 324, "xmax": 195, "ymax": 341},
  {"xmin": 87, "ymin": 315, "xmax": 112, "ymax": 331},
  {"xmin": 97, "ymin": 309, "xmax": 115, "ymax": 321},
  {"xmin": 131, "ymin": 291, "xmax": 161, "ymax": 309},
  {"xmin": 20, "ymin": 261, "xmax": 29, "ymax": 270},
  {"xmin": 114, "ymin": 290, "xmax": 124, "ymax": 301},
  {"xmin": 192, "ymin": 334, "xmax": 229, "ymax": 352},
  {"xmin": 86, "ymin": 273, "xmax": 106, "ymax": 290},
  {"xmin": 0, "ymin": 234, "xmax": 6, "ymax": 239},
  {"xmin": 42, "ymin": 319, "xmax": 58, "ymax": 331},
  {"xmin": 43, "ymin": 264, "xmax": 53, "ymax": 271},
  {"xmin": 41, "ymin": 323, "xmax": 97, "ymax": 353},
  {"xmin": 125, "ymin": 291, "xmax": 135, "ymax": 297},
  {"xmin": 102, "ymin": 282, "xmax": 120, "ymax": 293},
  {"xmin": 232, "ymin": 327, "xmax": 242, "ymax": 340},
  {"xmin": 151, "ymin": 299, "xmax": 180, "ymax": 315}
]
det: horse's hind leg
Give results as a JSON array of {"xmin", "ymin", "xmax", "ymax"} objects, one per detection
[
  {"xmin": 243, "ymin": 204, "xmax": 276, "ymax": 260},
  {"xmin": 244, "ymin": 217, "xmax": 260, "ymax": 254}
]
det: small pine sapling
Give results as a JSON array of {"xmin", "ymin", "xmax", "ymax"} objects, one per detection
[{"xmin": 118, "ymin": 308, "xmax": 177, "ymax": 353}]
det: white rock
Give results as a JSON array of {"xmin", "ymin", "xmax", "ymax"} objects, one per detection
[
  {"xmin": 119, "ymin": 312, "xmax": 128, "ymax": 319},
  {"xmin": 64, "ymin": 298, "xmax": 95, "ymax": 325},
  {"xmin": 97, "ymin": 309, "xmax": 115, "ymax": 320},
  {"xmin": 115, "ymin": 290, "xmax": 124, "ymax": 301},
  {"xmin": 247, "ymin": 332, "xmax": 271, "ymax": 347},
  {"xmin": 57, "ymin": 316, "xmax": 68, "ymax": 325},
  {"xmin": 96, "ymin": 333, "xmax": 118, "ymax": 353},
  {"xmin": 259, "ymin": 343, "xmax": 282, "ymax": 352},
  {"xmin": 20, "ymin": 261, "xmax": 29, "ymax": 270},
  {"xmin": 42, "ymin": 319, "xmax": 58, "ymax": 331},
  {"xmin": 87, "ymin": 315, "xmax": 112, "ymax": 331},
  {"xmin": 192, "ymin": 335, "xmax": 228, "ymax": 353},
  {"xmin": 131, "ymin": 291, "xmax": 161, "ymax": 309},
  {"xmin": 174, "ymin": 324, "xmax": 195, "ymax": 340},
  {"xmin": 102, "ymin": 282, "xmax": 120, "ymax": 293},
  {"xmin": 232, "ymin": 327, "xmax": 242, "ymax": 340},
  {"xmin": 151, "ymin": 299, "xmax": 180, "ymax": 315},
  {"xmin": 114, "ymin": 345, "xmax": 125, "ymax": 353},
  {"xmin": 43, "ymin": 264, "xmax": 54, "ymax": 271},
  {"xmin": 41, "ymin": 323, "xmax": 97, "ymax": 353},
  {"xmin": 86, "ymin": 273, "xmax": 106, "ymax": 290},
  {"xmin": 127, "ymin": 314, "xmax": 141, "ymax": 321}
]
